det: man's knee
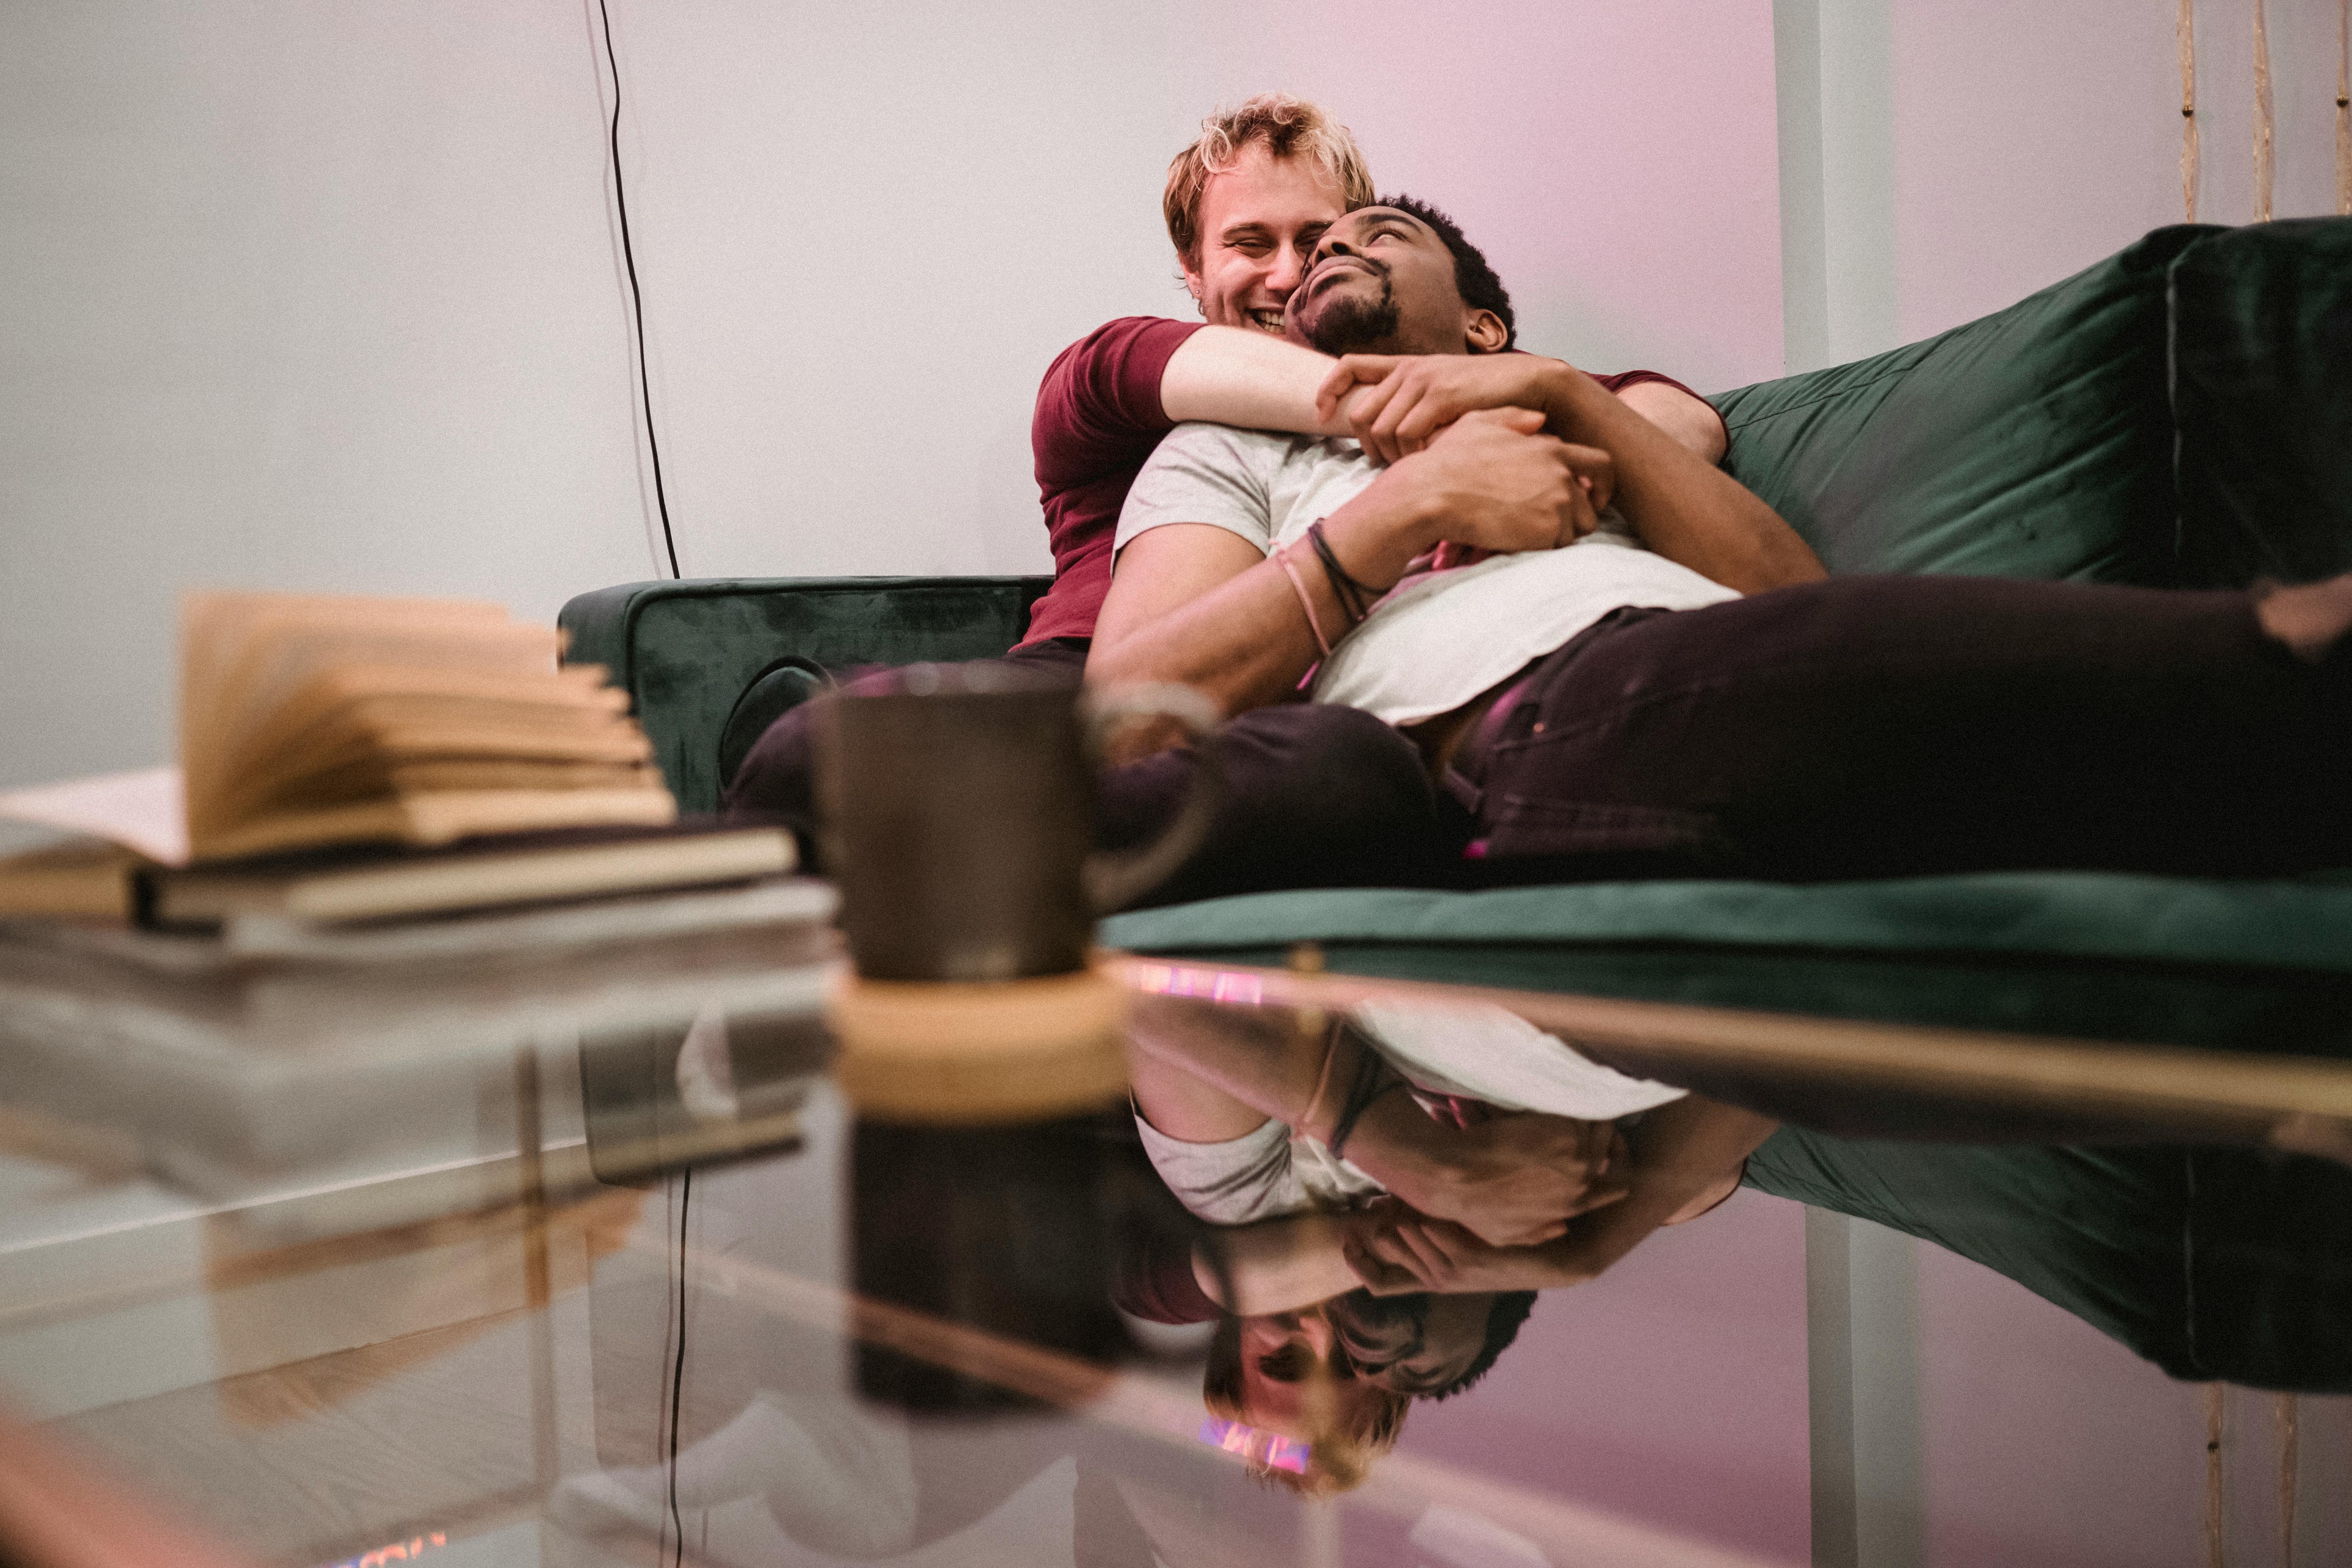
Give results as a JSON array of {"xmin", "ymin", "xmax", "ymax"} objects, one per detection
[
  {"xmin": 1220, "ymin": 703, "xmax": 1436, "ymax": 831},
  {"xmin": 720, "ymin": 698, "xmax": 821, "ymax": 848},
  {"xmin": 722, "ymin": 643, "xmax": 1089, "ymax": 862},
  {"xmin": 1102, "ymin": 703, "xmax": 1451, "ymax": 907}
]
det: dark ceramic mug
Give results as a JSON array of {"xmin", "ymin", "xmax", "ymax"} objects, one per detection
[{"xmin": 813, "ymin": 664, "xmax": 1220, "ymax": 981}]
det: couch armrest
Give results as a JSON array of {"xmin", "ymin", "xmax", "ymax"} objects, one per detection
[{"xmin": 559, "ymin": 576, "xmax": 1052, "ymax": 813}]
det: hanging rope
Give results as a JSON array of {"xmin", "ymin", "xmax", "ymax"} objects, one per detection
[
  {"xmin": 2180, "ymin": 0, "xmax": 2200, "ymax": 221},
  {"xmin": 2337, "ymin": 0, "xmax": 2350, "ymax": 214},
  {"xmin": 2204, "ymin": 1384, "xmax": 2225, "ymax": 1568},
  {"xmin": 2254, "ymin": 0, "xmax": 2274, "ymax": 221},
  {"xmin": 2276, "ymin": 1393, "xmax": 2299, "ymax": 1568}
]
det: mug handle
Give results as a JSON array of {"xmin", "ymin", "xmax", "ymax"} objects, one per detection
[{"xmin": 1080, "ymin": 684, "xmax": 1224, "ymax": 915}]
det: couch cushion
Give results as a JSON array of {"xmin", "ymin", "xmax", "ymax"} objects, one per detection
[
  {"xmin": 1103, "ymin": 872, "xmax": 2352, "ymax": 976},
  {"xmin": 2170, "ymin": 217, "xmax": 2352, "ymax": 587},
  {"xmin": 1710, "ymin": 224, "xmax": 2217, "ymax": 584},
  {"xmin": 1103, "ymin": 875, "xmax": 2352, "ymax": 1056},
  {"xmin": 560, "ymin": 577, "xmax": 1050, "ymax": 812}
]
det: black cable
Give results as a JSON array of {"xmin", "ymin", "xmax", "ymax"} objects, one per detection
[
  {"xmin": 666, "ymin": 1165, "xmax": 691, "ymax": 1564},
  {"xmin": 593, "ymin": 0, "xmax": 682, "ymax": 579}
]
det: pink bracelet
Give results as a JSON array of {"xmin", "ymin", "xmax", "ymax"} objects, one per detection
[
  {"xmin": 1297, "ymin": 1020, "xmax": 1343, "ymax": 1135},
  {"xmin": 1274, "ymin": 543, "xmax": 1334, "ymax": 657}
]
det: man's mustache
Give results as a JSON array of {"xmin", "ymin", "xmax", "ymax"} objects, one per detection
[{"xmin": 1303, "ymin": 251, "xmax": 1392, "ymax": 294}]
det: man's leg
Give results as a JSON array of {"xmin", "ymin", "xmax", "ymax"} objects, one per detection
[
  {"xmin": 724, "ymin": 641, "xmax": 1454, "ymax": 907},
  {"xmin": 720, "ymin": 638, "xmax": 1093, "ymax": 851},
  {"xmin": 1093, "ymin": 702, "xmax": 1458, "ymax": 909},
  {"xmin": 1456, "ymin": 575, "xmax": 2352, "ymax": 882}
]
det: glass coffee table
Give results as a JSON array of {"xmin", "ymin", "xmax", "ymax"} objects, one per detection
[{"xmin": 2, "ymin": 901, "xmax": 2348, "ymax": 1567}]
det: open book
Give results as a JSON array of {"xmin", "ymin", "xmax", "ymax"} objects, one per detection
[
  {"xmin": 0, "ymin": 593, "xmax": 786, "ymax": 924},
  {"xmin": 176, "ymin": 591, "xmax": 677, "ymax": 862}
]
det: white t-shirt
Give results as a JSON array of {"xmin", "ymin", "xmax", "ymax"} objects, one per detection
[
  {"xmin": 1116, "ymin": 423, "xmax": 1743, "ymax": 724},
  {"xmin": 1132, "ymin": 1001, "xmax": 1686, "ymax": 1225}
]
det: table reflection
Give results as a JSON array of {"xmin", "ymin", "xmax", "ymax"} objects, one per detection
[{"xmin": 1114, "ymin": 964, "xmax": 2352, "ymax": 1515}]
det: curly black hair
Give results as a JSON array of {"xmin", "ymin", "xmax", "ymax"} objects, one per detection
[
  {"xmin": 1428, "ymin": 1289, "xmax": 1538, "ymax": 1401},
  {"xmin": 1377, "ymin": 193, "xmax": 1516, "ymax": 351}
]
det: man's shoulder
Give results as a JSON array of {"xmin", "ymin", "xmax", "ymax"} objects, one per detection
[
  {"xmin": 1040, "ymin": 316, "xmax": 1203, "ymax": 396},
  {"xmin": 1033, "ymin": 316, "xmax": 1207, "ymax": 489}
]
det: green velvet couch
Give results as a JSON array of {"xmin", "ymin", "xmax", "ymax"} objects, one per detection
[{"xmin": 560, "ymin": 218, "xmax": 2352, "ymax": 1060}]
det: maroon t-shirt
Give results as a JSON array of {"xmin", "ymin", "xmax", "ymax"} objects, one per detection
[{"xmin": 1020, "ymin": 315, "xmax": 1722, "ymax": 649}]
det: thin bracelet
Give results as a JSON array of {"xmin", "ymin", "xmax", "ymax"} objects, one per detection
[
  {"xmin": 1307, "ymin": 520, "xmax": 1381, "ymax": 623},
  {"xmin": 1274, "ymin": 543, "xmax": 1334, "ymax": 657},
  {"xmin": 1306, "ymin": 522, "xmax": 1369, "ymax": 623},
  {"xmin": 1325, "ymin": 1042, "xmax": 1402, "ymax": 1161}
]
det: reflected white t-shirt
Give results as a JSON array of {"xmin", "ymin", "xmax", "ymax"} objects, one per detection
[{"xmin": 1115, "ymin": 422, "xmax": 1742, "ymax": 724}]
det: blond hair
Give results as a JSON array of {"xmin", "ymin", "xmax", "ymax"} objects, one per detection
[
  {"xmin": 1203, "ymin": 1314, "xmax": 1407, "ymax": 1498},
  {"xmin": 1163, "ymin": 93, "xmax": 1374, "ymax": 267}
]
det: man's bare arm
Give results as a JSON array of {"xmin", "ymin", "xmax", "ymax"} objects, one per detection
[
  {"xmin": 1160, "ymin": 326, "xmax": 1353, "ymax": 434},
  {"xmin": 1321, "ymin": 355, "xmax": 1824, "ymax": 592},
  {"xmin": 1089, "ymin": 410, "xmax": 1602, "ymax": 715},
  {"xmin": 1544, "ymin": 367, "xmax": 1820, "ymax": 591},
  {"xmin": 1126, "ymin": 993, "xmax": 1626, "ymax": 1248},
  {"xmin": 1159, "ymin": 325, "xmax": 1728, "ymax": 458},
  {"xmin": 1346, "ymin": 1096, "xmax": 1779, "ymax": 1295},
  {"xmin": 1193, "ymin": 1212, "xmax": 1372, "ymax": 1315},
  {"xmin": 1614, "ymin": 379, "xmax": 1727, "ymax": 465}
]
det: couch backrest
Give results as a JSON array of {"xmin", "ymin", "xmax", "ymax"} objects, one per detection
[
  {"xmin": 561, "ymin": 576, "xmax": 1049, "ymax": 813},
  {"xmin": 1710, "ymin": 224, "xmax": 2218, "ymax": 586},
  {"xmin": 2170, "ymin": 216, "xmax": 2352, "ymax": 588}
]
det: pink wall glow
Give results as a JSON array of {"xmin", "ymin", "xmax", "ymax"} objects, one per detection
[
  {"xmin": 1163, "ymin": 0, "xmax": 1788, "ymax": 395},
  {"xmin": 1395, "ymin": 1187, "xmax": 1811, "ymax": 1565}
]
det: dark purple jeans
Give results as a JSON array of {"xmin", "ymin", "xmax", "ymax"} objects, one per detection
[
  {"xmin": 1448, "ymin": 575, "xmax": 2352, "ymax": 883},
  {"xmin": 721, "ymin": 638, "xmax": 1454, "ymax": 910}
]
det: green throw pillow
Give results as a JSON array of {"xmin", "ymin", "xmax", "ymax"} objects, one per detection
[{"xmin": 1710, "ymin": 224, "xmax": 2218, "ymax": 584}]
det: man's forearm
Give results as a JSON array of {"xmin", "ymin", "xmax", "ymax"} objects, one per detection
[
  {"xmin": 1543, "ymin": 368, "xmax": 1825, "ymax": 592},
  {"xmin": 1195, "ymin": 1215, "xmax": 1364, "ymax": 1314},
  {"xmin": 1087, "ymin": 475, "xmax": 1439, "ymax": 715},
  {"xmin": 1554, "ymin": 1098, "xmax": 1779, "ymax": 1282},
  {"xmin": 1161, "ymin": 327, "xmax": 1354, "ymax": 435},
  {"xmin": 1126, "ymin": 995, "xmax": 1360, "ymax": 1135}
]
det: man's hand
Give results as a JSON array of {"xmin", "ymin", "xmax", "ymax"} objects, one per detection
[
  {"xmin": 1375, "ymin": 409, "xmax": 1612, "ymax": 559},
  {"xmin": 1318, "ymin": 353, "xmax": 1572, "ymax": 465},
  {"xmin": 1342, "ymin": 1212, "xmax": 1595, "ymax": 1296},
  {"xmin": 1348, "ymin": 1104, "xmax": 1631, "ymax": 1249}
]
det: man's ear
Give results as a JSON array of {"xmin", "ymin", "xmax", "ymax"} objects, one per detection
[
  {"xmin": 1181, "ymin": 258, "xmax": 1208, "ymax": 318},
  {"xmin": 1463, "ymin": 309, "xmax": 1508, "ymax": 354}
]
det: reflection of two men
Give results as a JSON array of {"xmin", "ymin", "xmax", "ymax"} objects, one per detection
[
  {"xmin": 1122, "ymin": 989, "xmax": 1772, "ymax": 1493},
  {"xmin": 1127, "ymin": 976, "xmax": 2352, "ymax": 1505}
]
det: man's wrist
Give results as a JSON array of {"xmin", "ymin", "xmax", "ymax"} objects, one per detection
[
  {"xmin": 1321, "ymin": 470, "xmax": 1443, "ymax": 587},
  {"xmin": 1338, "ymin": 1091, "xmax": 1449, "ymax": 1194},
  {"xmin": 1539, "ymin": 360, "xmax": 1610, "ymax": 440}
]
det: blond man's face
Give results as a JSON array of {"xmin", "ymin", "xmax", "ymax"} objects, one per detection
[{"xmin": 1181, "ymin": 143, "xmax": 1348, "ymax": 334}]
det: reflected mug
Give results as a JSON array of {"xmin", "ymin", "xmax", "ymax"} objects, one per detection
[{"xmin": 813, "ymin": 664, "xmax": 1220, "ymax": 981}]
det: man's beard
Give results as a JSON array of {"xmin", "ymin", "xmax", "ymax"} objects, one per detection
[
  {"xmin": 1328, "ymin": 1287, "xmax": 1429, "ymax": 1368},
  {"xmin": 1296, "ymin": 264, "xmax": 1400, "ymax": 356}
]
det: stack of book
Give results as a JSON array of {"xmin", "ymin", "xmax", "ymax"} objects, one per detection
[
  {"xmin": 0, "ymin": 592, "xmax": 836, "ymax": 1209},
  {"xmin": 1, "ymin": 591, "xmax": 805, "ymax": 931}
]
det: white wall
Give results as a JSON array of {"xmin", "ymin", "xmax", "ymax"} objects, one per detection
[
  {"xmin": 0, "ymin": 0, "xmax": 1783, "ymax": 798},
  {"xmin": 1777, "ymin": 0, "xmax": 2348, "ymax": 372},
  {"xmin": 3, "ymin": 2, "xmax": 2342, "ymax": 786}
]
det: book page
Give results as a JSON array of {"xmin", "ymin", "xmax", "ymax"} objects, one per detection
[
  {"xmin": 0, "ymin": 767, "xmax": 190, "ymax": 866},
  {"xmin": 181, "ymin": 593, "xmax": 553, "ymax": 835}
]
